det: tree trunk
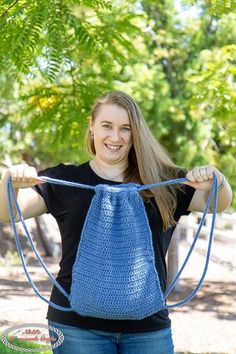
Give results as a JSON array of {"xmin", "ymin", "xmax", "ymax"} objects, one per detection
[
  {"xmin": 34, "ymin": 216, "xmax": 60, "ymax": 257},
  {"xmin": 167, "ymin": 225, "xmax": 181, "ymax": 293}
]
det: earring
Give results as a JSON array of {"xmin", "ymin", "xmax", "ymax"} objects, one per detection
[{"xmin": 90, "ymin": 131, "xmax": 94, "ymax": 138}]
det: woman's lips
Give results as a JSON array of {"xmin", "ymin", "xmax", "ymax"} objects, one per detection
[{"xmin": 105, "ymin": 144, "xmax": 122, "ymax": 151}]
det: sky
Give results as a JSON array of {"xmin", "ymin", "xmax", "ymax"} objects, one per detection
[{"xmin": 175, "ymin": 0, "xmax": 201, "ymax": 20}]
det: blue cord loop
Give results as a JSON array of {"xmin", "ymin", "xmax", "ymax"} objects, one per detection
[
  {"xmin": 7, "ymin": 173, "xmax": 218, "ymax": 313},
  {"xmin": 7, "ymin": 177, "xmax": 72, "ymax": 311}
]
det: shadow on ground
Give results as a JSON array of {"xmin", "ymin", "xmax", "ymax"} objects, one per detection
[
  {"xmin": 1, "ymin": 275, "xmax": 235, "ymax": 321},
  {"xmin": 0, "ymin": 277, "xmax": 53, "ymax": 299},
  {"xmin": 169, "ymin": 278, "xmax": 236, "ymax": 321},
  {"xmin": 175, "ymin": 352, "xmax": 228, "ymax": 354}
]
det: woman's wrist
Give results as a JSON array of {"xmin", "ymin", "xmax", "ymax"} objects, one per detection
[{"xmin": 218, "ymin": 173, "xmax": 226, "ymax": 191}]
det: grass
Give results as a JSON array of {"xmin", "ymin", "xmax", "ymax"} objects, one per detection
[
  {"xmin": 0, "ymin": 336, "xmax": 52, "ymax": 354},
  {"xmin": 0, "ymin": 251, "xmax": 21, "ymax": 267},
  {"xmin": 0, "ymin": 335, "xmax": 228, "ymax": 354}
]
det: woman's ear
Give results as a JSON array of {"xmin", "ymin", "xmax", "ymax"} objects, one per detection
[
  {"xmin": 89, "ymin": 118, "xmax": 93, "ymax": 133},
  {"xmin": 88, "ymin": 119, "xmax": 93, "ymax": 134},
  {"xmin": 89, "ymin": 119, "xmax": 94, "ymax": 138}
]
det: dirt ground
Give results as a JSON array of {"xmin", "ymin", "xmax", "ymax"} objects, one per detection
[
  {"xmin": 170, "ymin": 239, "xmax": 236, "ymax": 354},
  {"xmin": 0, "ymin": 222, "xmax": 236, "ymax": 354}
]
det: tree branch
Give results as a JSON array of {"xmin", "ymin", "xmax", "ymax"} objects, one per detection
[{"xmin": 0, "ymin": 0, "xmax": 20, "ymax": 18}]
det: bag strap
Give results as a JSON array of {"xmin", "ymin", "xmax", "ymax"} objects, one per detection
[
  {"xmin": 37, "ymin": 176, "xmax": 189, "ymax": 191},
  {"xmin": 163, "ymin": 174, "xmax": 218, "ymax": 308},
  {"xmin": 38, "ymin": 176, "xmax": 96, "ymax": 190},
  {"xmin": 137, "ymin": 177, "xmax": 188, "ymax": 191},
  {"xmin": 7, "ymin": 173, "xmax": 218, "ymax": 312},
  {"xmin": 7, "ymin": 177, "xmax": 73, "ymax": 312},
  {"xmin": 138, "ymin": 174, "xmax": 218, "ymax": 306},
  {"xmin": 7, "ymin": 175, "xmax": 189, "ymax": 311}
]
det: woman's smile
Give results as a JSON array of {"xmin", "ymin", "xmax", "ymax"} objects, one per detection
[
  {"xmin": 90, "ymin": 104, "xmax": 133, "ymax": 164},
  {"xmin": 105, "ymin": 144, "xmax": 122, "ymax": 152}
]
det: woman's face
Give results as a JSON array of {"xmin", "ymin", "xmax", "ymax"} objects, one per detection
[{"xmin": 90, "ymin": 104, "xmax": 133, "ymax": 164}]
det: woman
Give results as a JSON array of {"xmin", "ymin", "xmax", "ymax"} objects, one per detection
[{"xmin": 0, "ymin": 91, "xmax": 232, "ymax": 353}]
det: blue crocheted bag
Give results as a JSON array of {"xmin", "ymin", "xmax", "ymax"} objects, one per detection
[{"xmin": 7, "ymin": 175, "xmax": 218, "ymax": 320}]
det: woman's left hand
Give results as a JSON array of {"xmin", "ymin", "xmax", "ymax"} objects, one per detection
[{"xmin": 184, "ymin": 165, "xmax": 223, "ymax": 191}]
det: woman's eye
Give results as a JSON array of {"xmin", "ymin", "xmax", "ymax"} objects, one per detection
[{"xmin": 102, "ymin": 124, "xmax": 130, "ymax": 131}]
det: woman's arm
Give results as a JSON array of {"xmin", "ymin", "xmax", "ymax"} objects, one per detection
[
  {"xmin": 0, "ymin": 164, "xmax": 47, "ymax": 223},
  {"xmin": 185, "ymin": 165, "xmax": 233, "ymax": 213}
]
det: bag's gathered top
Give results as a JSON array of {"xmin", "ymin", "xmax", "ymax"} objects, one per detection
[{"xmin": 7, "ymin": 174, "xmax": 218, "ymax": 320}]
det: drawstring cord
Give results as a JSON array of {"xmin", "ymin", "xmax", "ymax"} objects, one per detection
[{"xmin": 7, "ymin": 174, "xmax": 218, "ymax": 312}]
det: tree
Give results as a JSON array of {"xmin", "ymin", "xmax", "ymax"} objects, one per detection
[
  {"xmin": 0, "ymin": 0, "xmax": 144, "ymax": 165},
  {"xmin": 0, "ymin": 0, "xmax": 235, "ymax": 205}
]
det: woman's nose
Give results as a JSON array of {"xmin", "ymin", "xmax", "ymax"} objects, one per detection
[{"xmin": 109, "ymin": 129, "xmax": 121, "ymax": 141}]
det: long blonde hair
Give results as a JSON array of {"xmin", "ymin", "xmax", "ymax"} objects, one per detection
[{"xmin": 86, "ymin": 90, "xmax": 185, "ymax": 231}]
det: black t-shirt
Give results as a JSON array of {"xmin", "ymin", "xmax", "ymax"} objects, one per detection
[{"xmin": 34, "ymin": 161, "xmax": 195, "ymax": 333}]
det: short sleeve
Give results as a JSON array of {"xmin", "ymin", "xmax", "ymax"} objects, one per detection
[
  {"xmin": 173, "ymin": 169, "xmax": 196, "ymax": 221},
  {"xmin": 33, "ymin": 163, "xmax": 65, "ymax": 216}
]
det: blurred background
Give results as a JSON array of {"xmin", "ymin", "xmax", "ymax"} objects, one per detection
[{"xmin": 0, "ymin": 0, "xmax": 235, "ymax": 353}]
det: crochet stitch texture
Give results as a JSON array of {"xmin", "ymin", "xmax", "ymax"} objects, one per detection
[
  {"xmin": 7, "ymin": 175, "xmax": 218, "ymax": 320},
  {"xmin": 70, "ymin": 183, "xmax": 165, "ymax": 319}
]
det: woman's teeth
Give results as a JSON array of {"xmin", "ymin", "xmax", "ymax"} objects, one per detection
[{"xmin": 105, "ymin": 144, "xmax": 121, "ymax": 151}]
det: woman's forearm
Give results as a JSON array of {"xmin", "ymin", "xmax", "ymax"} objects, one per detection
[
  {"xmin": 207, "ymin": 178, "xmax": 233, "ymax": 213},
  {"xmin": 0, "ymin": 172, "xmax": 19, "ymax": 223}
]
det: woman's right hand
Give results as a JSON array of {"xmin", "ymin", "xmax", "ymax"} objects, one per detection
[{"xmin": 3, "ymin": 163, "xmax": 42, "ymax": 189}]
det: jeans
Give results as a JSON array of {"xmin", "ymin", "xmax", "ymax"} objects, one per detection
[{"xmin": 48, "ymin": 320, "xmax": 174, "ymax": 354}]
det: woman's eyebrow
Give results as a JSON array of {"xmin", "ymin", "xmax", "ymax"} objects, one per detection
[{"xmin": 101, "ymin": 120, "xmax": 131, "ymax": 126}]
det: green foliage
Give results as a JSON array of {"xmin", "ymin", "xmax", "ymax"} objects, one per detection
[
  {"xmin": 121, "ymin": 0, "xmax": 236, "ymax": 207},
  {"xmin": 185, "ymin": 44, "xmax": 236, "ymax": 199},
  {"xmin": 0, "ymin": 335, "xmax": 52, "ymax": 353},
  {"xmin": 183, "ymin": 0, "xmax": 236, "ymax": 15},
  {"xmin": 209, "ymin": 0, "xmax": 236, "ymax": 15},
  {"xmin": 0, "ymin": 0, "xmax": 113, "ymax": 80},
  {"xmin": 0, "ymin": 0, "xmax": 235, "ymax": 207},
  {"xmin": 0, "ymin": 0, "xmax": 144, "ymax": 164},
  {"xmin": 0, "ymin": 250, "xmax": 21, "ymax": 266}
]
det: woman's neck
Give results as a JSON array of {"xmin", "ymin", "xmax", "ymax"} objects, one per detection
[{"xmin": 90, "ymin": 157, "xmax": 128, "ymax": 182}]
